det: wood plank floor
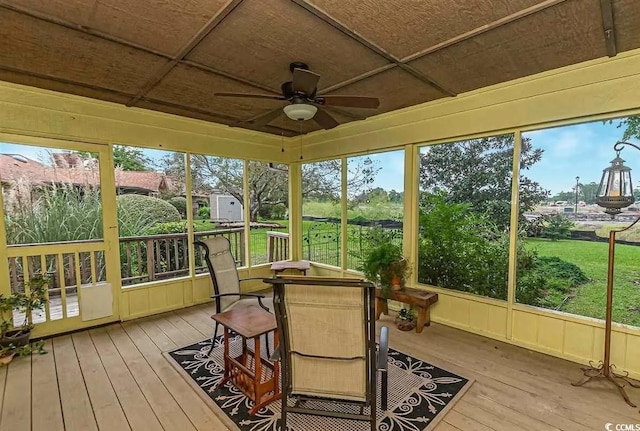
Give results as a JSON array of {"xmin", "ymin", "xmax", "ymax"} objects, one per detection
[{"xmin": 0, "ymin": 303, "xmax": 638, "ymax": 431}]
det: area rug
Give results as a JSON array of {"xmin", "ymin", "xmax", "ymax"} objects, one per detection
[{"xmin": 166, "ymin": 336, "xmax": 473, "ymax": 431}]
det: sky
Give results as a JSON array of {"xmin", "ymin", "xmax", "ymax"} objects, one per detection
[
  {"xmin": 523, "ymin": 119, "xmax": 640, "ymax": 195},
  {"xmin": 1, "ymin": 117, "xmax": 638, "ymax": 195}
]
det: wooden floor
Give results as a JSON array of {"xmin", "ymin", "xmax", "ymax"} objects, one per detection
[{"xmin": 0, "ymin": 303, "xmax": 638, "ymax": 431}]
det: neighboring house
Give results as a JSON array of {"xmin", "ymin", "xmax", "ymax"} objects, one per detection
[{"xmin": 0, "ymin": 153, "xmax": 193, "ymax": 207}]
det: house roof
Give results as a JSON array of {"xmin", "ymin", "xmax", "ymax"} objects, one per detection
[
  {"xmin": 0, "ymin": 1, "xmax": 637, "ymax": 136},
  {"xmin": 0, "ymin": 153, "xmax": 172, "ymax": 193}
]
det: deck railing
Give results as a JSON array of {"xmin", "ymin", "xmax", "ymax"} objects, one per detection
[
  {"xmin": 9, "ymin": 223, "xmax": 406, "ymax": 293},
  {"xmin": 119, "ymin": 228, "xmax": 245, "ymax": 285},
  {"xmin": 266, "ymin": 231, "xmax": 290, "ymax": 262}
]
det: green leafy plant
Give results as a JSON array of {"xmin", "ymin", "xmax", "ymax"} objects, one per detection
[
  {"xmin": 541, "ymin": 214, "xmax": 574, "ymax": 241},
  {"xmin": 361, "ymin": 237, "xmax": 411, "ymax": 296},
  {"xmin": 397, "ymin": 307, "xmax": 416, "ymax": 322},
  {"xmin": 0, "ymin": 274, "xmax": 49, "ymax": 363},
  {"xmin": 0, "ymin": 274, "xmax": 49, "ymax": 338},
  {"xmin": 197, "ymin": 206, "xmax": 211, "ymax": 220},
  {"xmin": 167, "ymin": 196, "xmax": 187, "ymax": 217}
]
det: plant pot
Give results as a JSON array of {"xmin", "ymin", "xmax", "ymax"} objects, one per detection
[
  {"xmin": 0, "ymin": 329, "xmax": 31, "ymax": 348},
  {"xmin": 391, "ymin": 276, "xmax": 403, "ymax": 291},
  {"xmin": 0, "ymin": 351, "xmax": 16, "ymax": 365},
  {"xmin": 395, "ymin": 318, "xmax": 416, "ymax": 331}
]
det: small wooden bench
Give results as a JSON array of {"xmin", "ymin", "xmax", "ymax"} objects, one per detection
[{"xmin": 375, "ymin": 287, "xmax": 438, "ymax": 333}]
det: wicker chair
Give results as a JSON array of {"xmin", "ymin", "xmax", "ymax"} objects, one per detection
[
  {"xmin": 265, "ymin": 276, "xmax": 388, "ymax": 431},
  {"xmin": 195, "ymin": 237, "xmax": 273, "ymax": 355}
]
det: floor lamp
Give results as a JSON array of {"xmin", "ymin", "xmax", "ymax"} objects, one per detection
[{"xmin": 572, "ymin": 141, "xmax": 640, "ymax": 407}]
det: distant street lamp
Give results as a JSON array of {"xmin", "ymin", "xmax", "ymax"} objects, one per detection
[{"xmin": 574, "ymin": 176, "xmax": 580, "ymax": 214}]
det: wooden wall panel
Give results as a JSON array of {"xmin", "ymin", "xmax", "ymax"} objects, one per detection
[
  {"xmin": 512, "ymin": 310, "xmax": 538, "ymax": 346},
  {"xmin": 563, "ymin": 321, "xmax": 595, "ymax": 362},
  {"xmin": 193, "ymin": 276, "xmax": 213, "ymax": 303},
  {"xmin": 127, "ymin": 289, "xmax": 150, "ymax": 317},
  {"xmin": 537, "ymin": 316, "xmax": 564, "ymax": 354},
  {"xmin": 148, "ymin": 285, "xmax": 168, "ymax": 311},
  {"xmin": 467, "ymin": 301, "xmax": 490, "ymax": 333},
  {"xmin": 625, "ymin": 337, "xmax": 640, "ymax": 376},
  {"xmin": 487, "ymin": 306, "xmax": 508, "ymax": 338}
]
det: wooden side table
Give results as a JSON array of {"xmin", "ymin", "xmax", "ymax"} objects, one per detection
[
  {"xmin": 375, "ymin": 287, "xmax": 438, "ymax": 333},
  {"xmin": 211, "ymin": 306, "xmax": 280, "ymax": 415},
  {"xmin": 270, "ymin": 260, "xmax": 310, "ymax": 275}
]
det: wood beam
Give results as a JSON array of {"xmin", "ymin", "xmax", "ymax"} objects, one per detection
[
  {"xmin": 290, "ymin": 0, "xmax": 456, "ymax": 97},
  {"xmin": 400, "ymin": 0, "xmax": 569, "ymax": 63},
  {"xmin": 139, "ymin": 97, "xmax": 296, "ymax": 136},
  {"xmin": 600, "ymin": 0, "xmax": 617, "ymax": 57},
  {"xmin": 0, "ymin": 64, "xmax": 135, "ymax": 98},
  {"xmin": 0, "ymin": 2, "xmax": 280, "ymax": 96},
  {"xmin": 127, "ymin": 0, "xmax": 244, "ymax": 106},
  {"xmin": 319, "ymin": 64, "xmax": 397, "ymax": 94},
  {"xmin": 0, "ymin": 2, "xmax": 171, "ymax": 58}
]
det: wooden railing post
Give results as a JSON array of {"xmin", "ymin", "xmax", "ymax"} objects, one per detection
[
  {"xmin": 266, "ymin": 231, "xmax": 290, "ymax": 262},
  {"xmin": 239, "ymin": 230, "xmax": 246, "ymax": 266},
  {"xmin": 145, "ymin": 239, "xmax": 155, "ymax": 282}
]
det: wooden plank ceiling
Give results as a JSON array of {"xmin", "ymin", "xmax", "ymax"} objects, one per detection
[{"xmin": 0, "ymin": 0, "xmax": 637, "ymax": 136}]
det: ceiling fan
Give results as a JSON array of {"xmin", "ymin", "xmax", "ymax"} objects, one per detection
[{"xmin": 214, "ymin": 62, "xmax": 380, "ymax": 130}]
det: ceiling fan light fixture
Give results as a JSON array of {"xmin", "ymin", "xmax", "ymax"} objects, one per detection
[{"xmin": 283, "ymin": 103, "xmax": 317, "ymax": 121}]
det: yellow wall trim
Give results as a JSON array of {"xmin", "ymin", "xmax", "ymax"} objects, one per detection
[{"xmin": 0, "ymin": 81, "xmax": 287, "ymax": 162}]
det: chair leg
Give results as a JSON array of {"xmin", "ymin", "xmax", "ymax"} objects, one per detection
[
  {"xmin": 264, "ymin": 333, "xmax": 271, "ymax": 359},
  {"xmin": 207, "ymin": 321, "xmax": 219, "ymax": 356},
  {"xmin": 380, "ymin": 369, "xmax": 388, "ymax": 411},
  {"xmin": 281, "ymin": 398, "xmax": 287, "ymax": 431}
]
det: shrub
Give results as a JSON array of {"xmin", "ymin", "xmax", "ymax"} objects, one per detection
[
  {"xmin": 146, "ymin": 221, "xmax": 188, "ymax": 235},
  {"xmin": 417, "ymin": 194, "xmax": 508, "ymax": 299},
  {"xmin": 167, "ymin": 196, "xmax": 187, "ymax": 218},
  {"xmin": 541, "ymin": 214, "xmax": 574, "ymax": 241},
  {"xmin": 4, "ymin": 183, "xmax": 103, "ymax": 244},
  {"xmin": 517, "ymin": 256, "xmax": 589, "ymax": 308},
  {"xmin": 117, "ymin": 194, "xmax": 181, "ymax": 236},
  {"xmin": 198, "ymin": 206, "xmax": 211, "ymax": 220}
]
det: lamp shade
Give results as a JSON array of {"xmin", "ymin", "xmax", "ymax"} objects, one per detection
[
  {"xmin": 595, "ymin": 154, "xmax": 634, "ymax": 216},
  {"xmin": 283, "ymin": 103, "xmax": 317, "ymax": 121}
]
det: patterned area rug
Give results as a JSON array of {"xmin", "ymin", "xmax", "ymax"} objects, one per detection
[{"xmin": 166, "ymin": 336, "xmax": 472, "ymax": 431}]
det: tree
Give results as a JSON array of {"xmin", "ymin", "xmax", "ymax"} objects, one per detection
[
  {"xmin": 419, "ymin": 134, "xmax": 548, "ymax": 230},
  {"xmin": 112, "ymin": 145, "xmax": 152, "ymax": 171},
  {"xmin": 303, "ymin": 158, "xmax": 380, "ymax": 202},
  {"xmin": 612, "ymin": 115, "xmax": 640, "ymax": 141},
  {"xmin": 388, "ymin": 190, "xmax": 404, "ymax": 204},
  {"xmin": 580, "ymin": 181, "xmax": 599, "ymax": 204},
  {"xmin": 159, "ymin": 155, "xmax": 380, "ymax": 222}
]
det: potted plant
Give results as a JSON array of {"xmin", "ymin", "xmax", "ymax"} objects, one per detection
[
  {"xmin": 395, "ymin": 307, "xmax": 416, "ymax": 331},
  {"xmin": 0, "ymin": 274, "xmax": 49, "ymax": 363},
  {"xmin": 361, "ymin": 240, "xmax": 411, "ymax": 296}
]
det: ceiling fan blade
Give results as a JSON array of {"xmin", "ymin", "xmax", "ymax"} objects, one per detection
[
  {"xmin": 316, "ymin": 95, "xmax": 380, "ymax": 109},
  {"xmin": 245, "ymin": 107, "xmax": 283, "ymax": 127},
  {"xmin": 292, "ymin": 68, "xmax": 320, "ymax": 95},
  {"xmin": 215, "ymin": 92, "xmax": 286, "ymax": 101},
  {"xmin": 313, "ymin": 107, "xmax": 339, "ymax": 129}
]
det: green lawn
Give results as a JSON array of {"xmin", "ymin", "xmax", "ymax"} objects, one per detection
[
  {"xmin": 192, "ymin": 219, "xmax": 640, "ymax": 327},
  {"xmin": 525, "ymin": 238, "xmax": 640, "ymax": 327},
  {"xmin": 191, "ymin": 219, "xmax": 397, "ymax": 269}
]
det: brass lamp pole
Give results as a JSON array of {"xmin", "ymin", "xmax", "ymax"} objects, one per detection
[{"xmin": 572, "ymin": 141, "xmax": 640, "ymax": 407}]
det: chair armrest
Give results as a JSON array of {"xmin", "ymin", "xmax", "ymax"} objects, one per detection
[
  {"xmin": 209, "ymin": 292, "xmax": 269, "ymax": 312},
  {"xmin": 269, "ymin": 346, "xmax": 281, "ymax": 362},
  {"xmin": 377, "ymin": 326, "xmax": 389, "ymax": 372},
  {"xmin": 239, "ymin": 277, "xmax": 269, "ymax": 283}
]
